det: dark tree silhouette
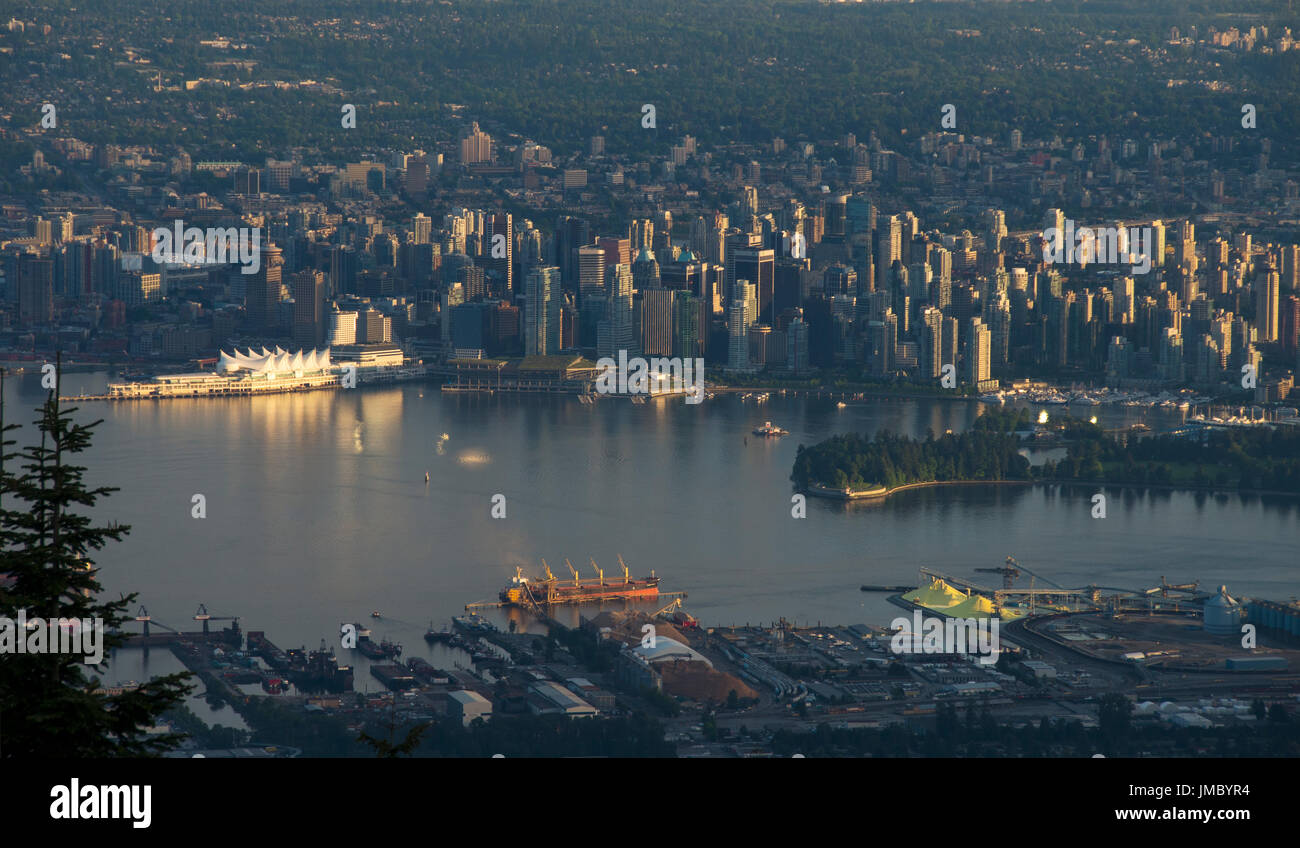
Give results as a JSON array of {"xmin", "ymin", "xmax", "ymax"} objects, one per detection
[{"xmin": 0, "ymin": 362, "xmax": 193, "ymax": 757}]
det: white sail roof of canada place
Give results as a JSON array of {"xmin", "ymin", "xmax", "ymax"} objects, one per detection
[{"xmin": 217, "ymin": 347, "xmax": 332, "ymax": 374}]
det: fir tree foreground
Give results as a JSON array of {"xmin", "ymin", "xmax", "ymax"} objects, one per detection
[{"xmin": 0, "ymin": 364, "xmax": 193, "ymax": 757}]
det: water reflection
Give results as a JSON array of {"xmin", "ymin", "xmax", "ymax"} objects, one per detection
[{"xmin": 2, "ymin": 372, "xmax": 1292, "ymax": 658}]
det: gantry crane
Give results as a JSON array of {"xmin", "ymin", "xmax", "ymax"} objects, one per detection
[
  {"xmin": 193, "ymin": 603, "xmax": 239, "ymax": 638},
  {"xmin": 134, "ymin": 606, "xmax": 178, "ymax": 638}
]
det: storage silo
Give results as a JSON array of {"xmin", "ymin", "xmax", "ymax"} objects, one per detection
[{"xmin": 1204, "ymin": 585, "xmax": 1242, "ymax": 635}]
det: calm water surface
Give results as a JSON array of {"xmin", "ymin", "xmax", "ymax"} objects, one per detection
[{"xmin": 7, "ymin": 371, "xmax": 1295, "ymax": 689}]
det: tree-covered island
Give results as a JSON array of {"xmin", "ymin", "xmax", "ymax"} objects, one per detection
[{"xmin": 791, "ymin": 408, "xmax": 1300, "ymax": 497}]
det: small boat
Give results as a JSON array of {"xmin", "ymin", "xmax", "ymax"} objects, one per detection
[
  {"xmin": 371, "ymin": 610, "xmax": 382, "ymax": 619},
  {"xmin": 440, "ymin": 433, "xmax": 450, "ymax": 441},
  {"xmin": 424, "ymin": 471, "xmax": 430, "ymax": 483},
  {"xmin": 753, "ymin": 421, "xmax": 788, "ymax": 437},
  {"xmin": 836, "ymin": 401, "xmax": 847, "ymax": 409}
]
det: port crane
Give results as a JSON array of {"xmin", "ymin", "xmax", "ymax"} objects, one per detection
[
  {"xmin": 975, "ymin": 556, "xmax": 1022, "ymax": 589},
  {"xmin": 193, "ymin": 604, "xmax": 239, "ymax": 638},
  {"xmin": 653, "ymin": 598, "xmax": 684, "ymax": 618},
  {"xmin": 1143, "ymin": 576, "xmax": 1200, "ymax": 598},
  {"xmin": 1015, "ymin": 557, "xmax": 1067, "ymax": 591},
  {"xmin": 652, "ymin": 597, "xmax": 699, "ymax": 629},
  {"xmin": 133, "ymin": 606, "xmax": 177, "ymax": 639},
  {"xmin": 974, "ymin": 555, "xmax": 1067, "ymax": 593}
]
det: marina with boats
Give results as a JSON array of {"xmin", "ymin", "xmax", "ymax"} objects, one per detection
[
  {"xmin": 979, "ymin": 382, "xmax": 1211, "ymax": 410},
  {"xmin": 976, "ymin": 380, "xmax": 1300, "ymax": 430}
]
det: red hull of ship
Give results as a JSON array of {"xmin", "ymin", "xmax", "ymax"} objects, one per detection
[{"xmin": 502, "ymin": 577, "xmax": 660, "ymax": 606}]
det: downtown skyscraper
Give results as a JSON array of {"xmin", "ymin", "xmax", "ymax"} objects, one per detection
[
  {"xmin": 525, "ymin": 265, "xmax": 561, "ymax": 355},
  {"xmin": 597, "ymin": 263, "xmax": 635, "ymax": 359}
]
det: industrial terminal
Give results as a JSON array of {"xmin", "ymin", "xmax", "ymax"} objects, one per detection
[{"xmin": 121, "ymin": 556, "xmax": 1300, "ymax": 757}]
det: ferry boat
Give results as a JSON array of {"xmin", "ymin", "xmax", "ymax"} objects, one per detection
[{"xmin": 753, "ymin": 421, "xmax": 788, "ymax": 436}]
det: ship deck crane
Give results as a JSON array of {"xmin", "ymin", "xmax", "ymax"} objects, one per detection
[{"xmin": 590, "ymin": 558, "xmax": 604, "ymax": 586}]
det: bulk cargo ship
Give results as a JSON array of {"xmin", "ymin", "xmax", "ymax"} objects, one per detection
[{"xmin": 500, "ymin": 557, "xmax": 659, "ymax": 607}]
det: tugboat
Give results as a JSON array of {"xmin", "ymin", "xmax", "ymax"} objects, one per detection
[{"xmin": 752, "ymin": 421, "xmax": 788, "ymax": 437}]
